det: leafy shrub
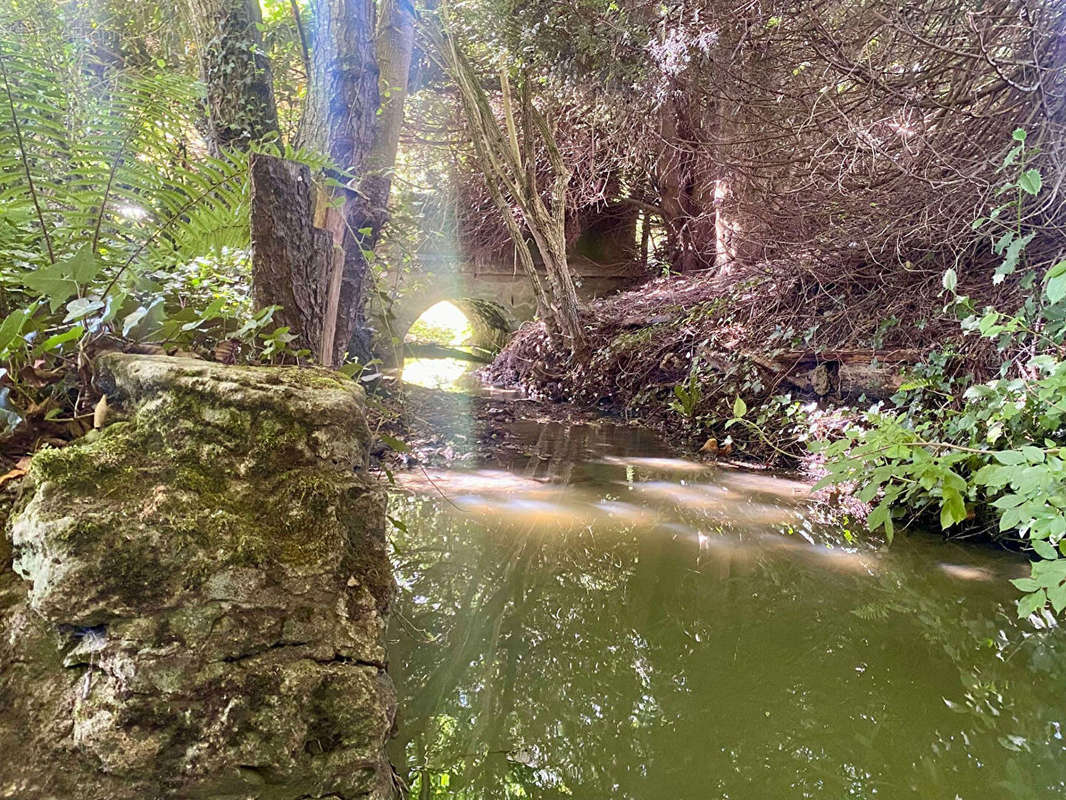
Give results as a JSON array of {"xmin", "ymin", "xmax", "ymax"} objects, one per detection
[{"xmin": 815, "ymin": 130, "xmax": 1066, "ymax": 616}]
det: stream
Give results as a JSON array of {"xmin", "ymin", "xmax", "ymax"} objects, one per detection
[{"xmin": 388, "ymin": 369, "xmax": 1066, "ymax": 799}]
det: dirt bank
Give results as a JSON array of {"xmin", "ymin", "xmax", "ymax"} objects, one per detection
[{"xmin": 480, "ymin": 264, "xmax": 996, "ymax": 467}]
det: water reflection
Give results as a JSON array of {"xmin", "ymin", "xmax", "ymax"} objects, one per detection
[
  {"xmin": 403, "ymin": 357, "xmax": 480, "ymax": 392},
  {"xmin": 388, "ymin": 419, "xmax": 1066, "ymax": 799}
]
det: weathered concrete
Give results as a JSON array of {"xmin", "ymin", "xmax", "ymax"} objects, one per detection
[{"xmin": 0, "ymin": 354, "xmax": 395, "ymax": 800}]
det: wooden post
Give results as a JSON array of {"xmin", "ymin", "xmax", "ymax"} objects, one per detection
[{"xmin": 318, "ymin": 203, "xmax": 347, "ymax": 366}]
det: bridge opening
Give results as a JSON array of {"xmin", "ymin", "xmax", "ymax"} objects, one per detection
[
  {"xmin": 401, "ymin": 301, "xmax": 494, "ymax": 392},
  {"xmin": 406, "ymin": 301, "xmax": 472, "ymax": 348}
]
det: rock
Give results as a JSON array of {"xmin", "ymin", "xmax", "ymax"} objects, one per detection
[{"xmin": 1, "ymin": 354, "xmax": 395, "ymax": 799}]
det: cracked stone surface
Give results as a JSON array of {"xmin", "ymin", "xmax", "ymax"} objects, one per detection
[{"xmin": 0, "ymin": 354, "xmax": 396, "ymax": 799}]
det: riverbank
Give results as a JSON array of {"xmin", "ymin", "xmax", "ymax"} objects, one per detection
[
  {"xmin": 478, "ymin": 268, "xmax": 896, "ymax": 469},
  {"xmin": 474, "ymin": 265, "xmax": 1064, "ymax": 592}
]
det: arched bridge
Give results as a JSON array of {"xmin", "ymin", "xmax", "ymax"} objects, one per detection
[{"xmin": 370, "ymin": 204, "xmax": 652, "ymax": 361}]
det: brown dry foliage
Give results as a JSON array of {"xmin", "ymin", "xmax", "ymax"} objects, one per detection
[{"xmin": 442, "ymin": 0, "xmax": 1065, "ymax": 287}]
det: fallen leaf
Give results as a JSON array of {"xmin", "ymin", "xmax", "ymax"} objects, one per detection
[{"xmin": 0, "ymin": 467, "xmax": 26, "ymax": 488}]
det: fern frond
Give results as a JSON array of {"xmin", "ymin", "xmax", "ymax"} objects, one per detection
[{"xmin": 0, "ymin": 13, "xmax": 256, "ymax": 291}]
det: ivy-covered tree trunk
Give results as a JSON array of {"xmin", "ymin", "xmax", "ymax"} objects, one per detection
[
  {"xmin": 308, "ymin": 0, "xmax": 381, "ymax": 363},
  {"xmin": 185, "ymin": 0, "xmax": 280, "ymax": 151}
]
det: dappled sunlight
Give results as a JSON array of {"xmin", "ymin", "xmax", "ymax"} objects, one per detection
[
  {"xmin": 392, "ymin": 421, "xmax": 1030, "ymax": 589},
  {"xmin": 717, "ymin": 470, "xmax": 812, "ymax": 500},
  {"xmin": 8, "ymin": 0, "xmax": 1065, "ymax": 796},
  {"xmin": 599, "ymin": 455, "xmax": 713, "ymax": 474},
  {"xmin": 398, "ymin": 467, "xmax": 555, "ymax": 495},
  {"xmin": 389, "ymin": 417, "xmax": 1052, "ymax": 800}
]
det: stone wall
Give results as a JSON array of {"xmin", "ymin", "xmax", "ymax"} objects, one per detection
[{"xmin": 0, "ymin": 354, "xmax": 395, "ymax": 799}]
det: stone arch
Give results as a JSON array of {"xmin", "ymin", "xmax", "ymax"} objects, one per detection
[
  {"xmin": 449, "ymin": 298, "xmax": 514, "ymax": 351},
  {"xmin": 368, "ymin": 223, "xmax": 651, "ymax": 366},
  {"xmin": 371, "ymin": 282, "xmax": 522, "ymax": 366}
]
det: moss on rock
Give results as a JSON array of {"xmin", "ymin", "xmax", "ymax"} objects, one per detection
[{"xmin": 1, "ymin": 354, "xmax": 395, "ymax": 799}]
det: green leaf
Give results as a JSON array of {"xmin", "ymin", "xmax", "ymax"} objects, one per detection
[
  {"xmin": 1018, "ymin": 168, "xmax": 1042, "ymax": 196},
  {"xmin": 1001, "ymin": 144, "xmax": 1024, "ymax": 169},
  {"xmin": 1012, "ymin": 128, "xmax": 1027, "ymax": 142},
  {"xmin": 1047, "ymin": 260, "xmax": 1066, "ymax": 281},
  {"xmin": 1031, "ymin": 539, "xmax": 1058, "ymax": 560},
  {"xmin": 993, "ymin": 231, "xmax": 1014, "ymax": 255},
  {"xmin": 940, "ymin": 488, "xmax": 966, "ymax": 530},
  {"xmin": 0, "ymin": 305, "xmax": 34, "ymax": 354},
  {"xmin": 23, "ymin": 266, "xmax": 79, "ymax": 312},
  {"xmin": 180, "ymin": 297, "xmax": 227, "ymax": 331},
  {"xmin": 1020, "ymin": 446, "xmax": 1045, "ymax": 464},
  {"xmin": 1017, "ymin": 589, "xmax": 1046, "ymax": 618},
  {"xmin": 67, "ymin": 245, "xmax": 102, "ymax": 283},
  {"xmin": 122, "ymin": 306, "xmax": 150, "ymax": 338},
  {"xmin": 1032, "ymin": 558, "xmax": 1066, "ymax": 585},
  {"xmin": 1049, "ymin": 582, "xmax": 1066, "ymax": 614},
  {"xmin": 35, "ymin": 325, "xmax": 84, "ymax": 353},
  {"xmin": 22, "ymin": 246, "xmax": 103, "ymax": 312},
  {"xmin": 941, "ymin": 268, "xmax": 957, "ymax": 293},
  {"xmin": 994, "ymin": 450, "xmax": 1027, "ymax": 466},
  {"xmin": 995, "ymin": 232, "xmax": 1036, "ymax": 280},
  {"xmin": 1011, "ymin": 577, "xmax": 1041, "ymax": 592},
  {"xmin": 992, "ymin": 493, "xmax": 1025, "ymax": 510},
  {"xmin": 337, "ymin": 361, "xmax": 363, "ymax": 378},
  {"xmin": 867, "ymin": 502, "xmax": 892, "ymax": 536},
  {"xmin": 732, "ymin": 396, "xmax": 747, "ymax": 418},
  {"xmin": 1046, "ymin": 271, "xmax": 1066, "ymax": 305},
  {"xmin": 379, "ymin": 434, "xmax": 410, "ymax": 453},
  {"xmin": 0, "ymin": 387, "xmax": 22, "ymax": 433},
  {"xmin": 63, "ymin": 297, "xmax": 104, "ymax": 323}
]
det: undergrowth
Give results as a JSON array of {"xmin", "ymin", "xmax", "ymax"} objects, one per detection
[
  {"xmin": 0, "ymin": 15, "xmax": 333, "ymax": 454},
  {"xmin": 806, "ymin": 130, "xmax": 1066, "ymax": 618}
]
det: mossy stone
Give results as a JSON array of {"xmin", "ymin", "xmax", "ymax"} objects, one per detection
[{"xmin": 1, "ymin": 354, "xmax": 395, "ymax": 799}]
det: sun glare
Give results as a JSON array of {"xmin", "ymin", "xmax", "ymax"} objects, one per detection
[{"xmin": 406, "ymin": 301, "xmax": 472, "ymax": 345}]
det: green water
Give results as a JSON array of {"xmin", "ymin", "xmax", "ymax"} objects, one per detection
[{"xmin": 387, "ymin": 418, "xmax": 1066, "ymax": 799}]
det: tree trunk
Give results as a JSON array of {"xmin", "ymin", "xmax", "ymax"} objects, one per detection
[
  {"xmin": 308, "ymin": 0, "xmax": 381, "ymax": 363},
  {"xmin": 431, "ymin": 21, "xmax": 586, "ymax": 354},
  {"xmin": 656, "ymin": 96, "xmax": 716, "ymax": 274},
  {"xmin": 249, "ymin": 153, "xmax": 341, "ymax": 361},
  {"xmin": 309, "ymin": 0, "xmax": 379, "ymax": 171},
  {"xmin": 185, "ymin": 0, "xmax": 279, "ymax": 151},
  {"xmin": 522, "ymin": 79, "xmax": 586, "ymax": 353},
  {"xmin": 363, "ymin": 0, "xmax": 416, "ymax": 217},
  {"xmin": 307, "ymin": 0, "xmax": 385, "ymax": 362}
]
